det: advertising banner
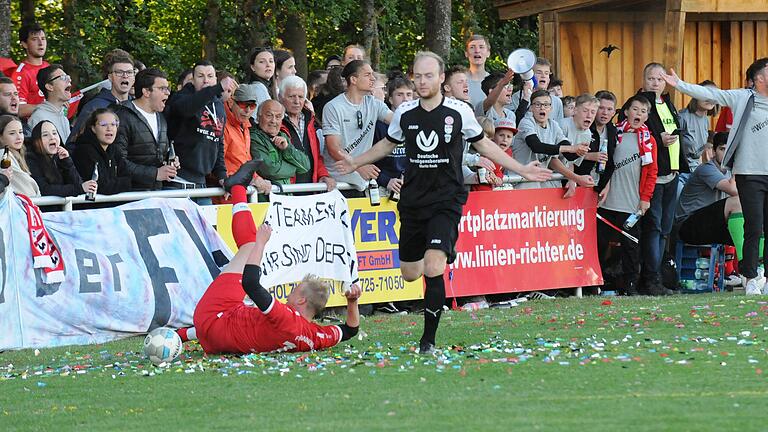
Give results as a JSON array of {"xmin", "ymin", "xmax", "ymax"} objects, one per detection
[{"xmin": 448, "ymin": 188, "xmax": 602, "ymax": 295}]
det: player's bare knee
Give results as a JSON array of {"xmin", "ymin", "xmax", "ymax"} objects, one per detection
[
  {"xmin": 725, "ymin": 196, "xmax": 742, "ymax": 215},
  {"xmin": 423, "ymin": 250, "xmax": 448, "ymax": 278},
  {"xmin": 400, "ymin": 262, "xmax": 423, "ymax": 281}
]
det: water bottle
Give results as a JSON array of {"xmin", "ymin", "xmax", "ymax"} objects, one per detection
[
  {"xmin": 389, "ymin": 174, "xmax": 403, "ymax": 202},
  {"xmin": 597, "ymin": 138, "xmax": 608, "ymax": 173},
  {"xmin": 85, "ymin": 163, "xmax": 99, "ymax": 202},
  {"xmin": 695, "ymin": 258, "xmax": 710, "ymax": 269},
  {"xmin": 477, "ymin": 167, "xmax": 488, "ymax": 184},
  {"xmin": 368, "ymin": 179, "xmax": 380, "ymax": 206},
  {"xmin": 165, "ymin": 141, "xmax": 176, "ymax": 165},
  {"xmin": 623, "ymin": 210, "xmax": 643, "ymax": 230},
  {"xmin": 0, "ymin": 147, "xmax": 10, "ymax": 169},
  {"xmin": 462, "ymin": 300, "xmax": 489, "ymax": 311},
  {"xmin": 695, "ymin": 268, "xmax": 709, "ymax": 280}
]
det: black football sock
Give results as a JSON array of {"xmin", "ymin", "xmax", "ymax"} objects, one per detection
[{"xmin": 421, "ymin": 275, "xmax": 446, "ymax": 346}]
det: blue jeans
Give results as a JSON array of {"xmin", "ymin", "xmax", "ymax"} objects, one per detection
[{"xmin": 642, "ymin": 175, "xmax": 679, "ymax": 282}]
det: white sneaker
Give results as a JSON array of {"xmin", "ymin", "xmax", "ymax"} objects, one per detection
[
  {"xmin": 746, "ymin": 278, "xmax": 762, "ymax": 295},
  {"xmin": 726, "ymin": 274, "xmax": 742, "ymax": 287}
]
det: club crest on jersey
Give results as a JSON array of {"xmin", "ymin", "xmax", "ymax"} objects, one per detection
[{"xmin": 416, "ymin": 130, "xmax": 439, "ymax": 152}]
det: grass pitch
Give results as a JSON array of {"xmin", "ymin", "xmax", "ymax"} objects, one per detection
[{"xmin": 2, "ymin": 294, "xmax": 768, "ymax": 431}]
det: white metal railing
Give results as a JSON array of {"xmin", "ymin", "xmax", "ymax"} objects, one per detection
[{"xmin": 30, "ymin": 174, "xmax": 568, "ymax": 211}]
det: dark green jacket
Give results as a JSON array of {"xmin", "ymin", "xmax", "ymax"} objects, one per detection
[{"xmin": 250, "ymin": 126, "xmax": 310, "ymax": 186}]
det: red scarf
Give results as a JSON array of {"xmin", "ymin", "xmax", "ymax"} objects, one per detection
[
  {"xmin": 616, "ymin": 119, "xmax": 654, "ymax": 166},
  {"xmin": 16, "ymin": 194, "xmax": 65, "ymax": 283}
]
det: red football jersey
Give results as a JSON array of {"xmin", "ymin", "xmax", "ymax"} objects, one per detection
[
  {"xmin": 221, "ymin": 298, "xmax": 343, "ymax": 354},
  {"xmin": 11, "ymin": 60, "xmax": 49, "ymax": 106}
]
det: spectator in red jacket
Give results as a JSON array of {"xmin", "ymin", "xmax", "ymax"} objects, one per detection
[{"xmin": 279, "ymin": 75, "xmax": 335, "ymax": 191}]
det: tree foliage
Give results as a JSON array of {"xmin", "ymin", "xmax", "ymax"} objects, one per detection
[{"xmin": 5, "ymin": 0, "xmax": 537, "ymax": 86}]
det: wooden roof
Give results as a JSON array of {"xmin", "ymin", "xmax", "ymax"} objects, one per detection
[{"xmin": 496, "ymin": 0, "xmax": 768, "ymax": 20}]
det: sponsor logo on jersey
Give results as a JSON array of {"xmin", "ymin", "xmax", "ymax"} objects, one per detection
[{"xmin": 416, "ymin": 130, "xmax": 439, "ymax": 152}]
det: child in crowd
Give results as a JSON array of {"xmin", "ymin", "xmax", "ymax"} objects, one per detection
[
  {"xmin": 476, "ymin": 71, "xmax": 516, "ymax": 124},
  {"xmin": 512, "ymin": 90, "xmax": 592, "ymax": 191},
  {"xmin": 472, "ymin": 119, "xmax": 516, "ymax": 191},
  {"xmin": 596, "ymin": 95, "xmax": 658, "ymax": 295},
  {"xmin": 562, "ymin": 95, "xmax": 576, "ymax": 118}
]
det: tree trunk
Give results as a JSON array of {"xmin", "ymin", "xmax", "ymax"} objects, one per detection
[
  {"xmin": 0, "ymin": 0, "xmax": 10, "ymax": 57},
  {"xmin": 361, "ymin": 0, "xmax": 380, "ymax": 70},
  {"xmin": 243, "ymin": 0, "xmax": 271, "ymax": 56},
  {"xmin": 424, "ymin": 0, "xmax": 451, "ymax": 60},
  {"xmin": 281, "ymin": 15, "xmax": 308, "ymax": 79},
  {"xmin": 202, "ymin": 0, "xmax": 220, "ymax": 62},
  {"xmin": 20, "ymin": 0, "xmax": 36, "ymax": 25},
  {"xmin": 61, "ymin": 0, "xmax": 79, "ymax": 85},
  {"xmin": 460, "ymin": 0, "xmax": 475, "ymax": 44}
]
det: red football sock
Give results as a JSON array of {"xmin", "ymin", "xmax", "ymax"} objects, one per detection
[
  {"xmin": 231, "ymin": 185, "xmax": 256, "ymax": 246},
  {"xmin": 231, "ymin": 184, "xmax": 248, "ymax": 205}
]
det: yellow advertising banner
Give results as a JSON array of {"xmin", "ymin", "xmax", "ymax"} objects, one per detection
[{"xmin": 215, "ymin": 197, "xmax": 424, "ymax": 307}]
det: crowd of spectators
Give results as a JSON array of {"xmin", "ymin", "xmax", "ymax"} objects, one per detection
[{"xmin": 2, "ymin": 21, "xmax": 767, "ymax": 299}]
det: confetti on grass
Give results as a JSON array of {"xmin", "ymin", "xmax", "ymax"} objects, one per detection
[{"xmin": 3, "ymin": 297, "xmax": 768, "ymax": 383}]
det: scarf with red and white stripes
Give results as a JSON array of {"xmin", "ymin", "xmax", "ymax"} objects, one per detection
[
  {"xmin": 616, "ymin": 119, "xmax": 654, "ymax": 166},
  {"xmin": 16, "ymin": 194, "xmax": 65, "ymax": 283}
]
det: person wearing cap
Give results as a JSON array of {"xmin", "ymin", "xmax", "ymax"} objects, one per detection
[
  {"xmin": 472, "ymin": 118, "xmax": 517, "ymax": 191},
  {"xmin": 223, "ymin": 83, "xmax": 272, "ymax": 196}
]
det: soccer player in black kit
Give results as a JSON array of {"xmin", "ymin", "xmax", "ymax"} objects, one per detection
[{"xmin": 336, "ymin": 52, "xmax": 552, "ymax": 354}]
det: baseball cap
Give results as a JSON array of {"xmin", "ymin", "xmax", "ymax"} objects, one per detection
[
  {"xmin": 233, "ymin": 84, "xmax": 259, "ymax": 103},
  {"xmin": 494, "ymin": 118, "xmax": 517, "ymax": 134}
]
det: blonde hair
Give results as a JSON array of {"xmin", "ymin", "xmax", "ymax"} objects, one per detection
[
  {"xmin": 476, "ymin": 115, "xmax": 495, "ymax": 138},
  {"xmin": 299, "ymin": 274, "xmax": 331, "ymax": 316}
]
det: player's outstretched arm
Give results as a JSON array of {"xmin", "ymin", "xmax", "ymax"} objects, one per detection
[
  {"xmin": 472, "ymin": 136, "xmax": 553, "ymax": 182},
  {"xmin": 241, "ymin": 225, "xmax": 274, "ymax": 312},
  {"xmin": 339, "ymin": 284, "xmax": 362, "ymax": 342},
  {"xmin": 334, "ymin": 138, "xmax": 398, "ymax": 175}
]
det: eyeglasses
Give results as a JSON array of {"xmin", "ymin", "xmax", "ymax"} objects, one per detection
[
  {"xmin": 236, "ymin": 101, "xmax": 257, "ymax": 110},
  {"xmin": 356, "ymin": 111, "xmax": 363, "ymax": 129},
  {"xmin": 152, "ymin": 86, "xmax": 171, "ymax": 93},
  {"xmin": 111, "ymin": 69, "xmax": 135, "ymax": 77},
  {"xmin": 97, "ymin": 120, "xmax": 120, "ymax": 128},
  {"xmin": 47, "ymin": 74, "xmax": 71, "ymax": 84},
  {"xmin": 531, "ymin": 102, "xmax": 552, "ymax": 108}
]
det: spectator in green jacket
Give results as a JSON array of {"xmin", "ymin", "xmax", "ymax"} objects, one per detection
[{"xmin": 250, "ymin": 99, "xmax": 309, "ymax": 193}]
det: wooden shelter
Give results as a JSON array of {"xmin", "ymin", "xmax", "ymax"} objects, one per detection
[{"xmin": 496, "ymin": 0, "xmax": 768, "ymax": 105}]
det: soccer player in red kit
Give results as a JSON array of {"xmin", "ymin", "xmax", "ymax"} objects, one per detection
[{"xmin": 179, "ymin": 160, "xmax": 362, "ymax": 354}]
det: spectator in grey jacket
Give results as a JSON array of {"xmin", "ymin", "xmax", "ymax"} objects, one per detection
[
  {"xmin": 677, "ymin": 80, "xmax": 720, "ymax": 193},
  {"xmin": 663, "ymin": 58, "xmax": 768, "ymax": 295}
]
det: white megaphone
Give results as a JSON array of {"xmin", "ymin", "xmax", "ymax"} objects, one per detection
[{"xmin": 507, "ymin": 48, "xmax": 538, "ymax": 88}]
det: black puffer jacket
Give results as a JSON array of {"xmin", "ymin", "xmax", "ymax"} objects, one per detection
[
  {"xmin": 26, "ymin": 150, "xmax": 84, "ymax": 197},
  {"xmin": 71, "ymin": 132, "xmax": 132, "ymax": 195},
  {"xmin": 112, "ymin": 101, "xmax": 169, "ymax": 190}
]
